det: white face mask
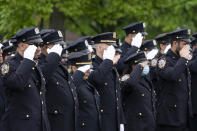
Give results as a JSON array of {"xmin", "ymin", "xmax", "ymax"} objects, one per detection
[{"xmin": 142, "ymin": 65, "xmax": 150, "ymax": 76}]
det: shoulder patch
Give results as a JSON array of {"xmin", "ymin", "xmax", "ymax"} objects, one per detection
[
  {"xmin": 1, "ymin": 63, "xmax": 10, "ymax": 75},
  {"xmin": 150, "ymin": 58, "xmax": 158, "ymax": 67},
  {"xmin": 158, "ymin": 58, "xmax": 166, "ymax": 69}
]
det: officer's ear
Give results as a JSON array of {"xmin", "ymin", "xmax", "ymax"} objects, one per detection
[
  {"xmin": 18, "ymin": 42, "xmax": 29, "ymax": 51},
  {"xmin": 172, "ymin": 40, "xmax": 178, "ymax": 48},
  {"xmin": 71, "ymin": 65, "xmax": 77, "ymax": 73}
]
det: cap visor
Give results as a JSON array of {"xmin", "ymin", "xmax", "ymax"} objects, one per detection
[
  {"xmin": 28, "ymin": 38, "xmax": 43, "ymax": 43},
  {"xmin": 54, "ymin": 40, "xmax": 66, "ymax": 45},
  {"xmin": 182, "ymin": 39, "xmax": 191, "ymax": 43}
]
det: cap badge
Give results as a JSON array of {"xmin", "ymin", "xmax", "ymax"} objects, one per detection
[
  {"xmin": 58, "ymin": 30, "xmax": 63, "ymax": 37},
  {"xmin": 35, "ymin": 28, "xmax": 39, "ymax": 34}
]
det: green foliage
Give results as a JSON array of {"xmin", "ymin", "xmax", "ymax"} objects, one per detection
[{"xmin": 1, "ymin": 0, "xmax": 197, "ymax": 41}]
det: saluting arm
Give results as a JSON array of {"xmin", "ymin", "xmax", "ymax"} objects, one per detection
[
  {"xmin": 2, "ymin": 58, "xmax": 36, "ymax": 91},
  {"xmin": 159, "ymin": 57, "xmax": 188, "ymax": 81}
]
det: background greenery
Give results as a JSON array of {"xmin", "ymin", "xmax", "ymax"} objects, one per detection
[{"xmin": 0, "ymin": 0, "xmax": 197, "ymax": 42}]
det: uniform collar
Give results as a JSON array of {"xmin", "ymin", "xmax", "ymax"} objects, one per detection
[
  {"xmin": 15, "ymin": 52, "xmax": 24, "ymax": 61},
  {"xmin": 167, "ymin": 49, "xmax": 179, "ymax": 60},
  {"xmin": 94, "ymin": 55, "xmax": 103, "ymax": 64},
  {"xmin": 123, "ymin": 41, "xmax": 131, "ymax": 48}
]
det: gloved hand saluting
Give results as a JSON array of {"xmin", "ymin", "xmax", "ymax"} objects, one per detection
[
  {"xmin": 146, "ymin": 49, "xmax": 158, "ymax": 60},
  {"xmin": 47, "ymin": 44, "xmax": 63, "ymax": 56},
  {"xmin": 131, "ymin": 33, "xmax": 143, "ymax": 48},
  {"xmin": 78, "ymin": 65, "xmax": 91, "ymax": 73},
  {"xmin": 103, "ymin": 45, "xmax": 115, "ymax": 61},
  {"xmin": 164, "ymin": 44, "xmax": 171, "ymax": 54},
  {"xmin": 24, "ymin": 45, "xmax": 37, "ymax": 61}
]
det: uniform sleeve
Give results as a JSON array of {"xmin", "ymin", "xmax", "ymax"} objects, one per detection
[
  {"xmin": 117, "ymin": 46, "xmax": 139, "ymax": 75},
  {"xmin": 2, "ymin": 59, "xmax": 36, "ymax": 91},
  {"xmin": 124, "ymin": 64, "xmax": 143, "ymax": 88},
  {"xmin": 189, "ymin": 56, "xmax": 197, "ymax": 73},
  {"xmin": 88, "ymin": 59, "xmax": 113, "ymax": 86},
  {"xmin": 158, "ymin": 57, "xmax": 188, "ymax": 81},
  {"xmin": 39, "ymin": 52, "xmax": 61, "ymax": 80},
  {"xmin": 72, "ymin": 70, "xmax": 85, "ymax": 87}
]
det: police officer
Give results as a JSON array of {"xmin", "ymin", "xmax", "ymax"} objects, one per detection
[
  {"xmin": 88, "ymin": 32, "xmax": 125, "ymax": 131},
  {"xmin": 0, "ymin": 27, "xmax": 51, "ymax": 131},
  {"xmin": 141, "ymin": 39, "xmax": 157, "ymax": 54},
  {"xmin": 149, "ymin": 34, "xmax": 170, "ymax": 109},
  {"xmin": 156, "ymin": 29, "xmax": 192, "ymax": 131},
  {"xmin": 2, "ymin": 41, "xmax": 15, "ymax": 60},
  {"xmin": 37, "ymin": 29, "xmax": 55, "ymax": 65},
  {"xmin": 39, "ymin": 30, "xmax": 78, "ymax": 131},
  {"xmin": 155, "ymin": 33, "xmax": 171, "ymax": 58},
  {"xmin": 117, "ymin": 22, "xmax": 147, "ymax": 75},
  {"xmin": 122, "ymin": 51, "xmax": 156, "ymax": 131},
  {"xmin": 0, "ymin": 38, "xmax": 4, "ymax": 130},
  {"xmin": 69, "ymin": 46, "xmax": 101, "ymax": 131},
  {"xmin": 65, "ymin": 36, "xmax": 93, "ymax": 74},
  {"xmin": 189, "ymin": 32, "xmax": 197, "ymax": 131}
]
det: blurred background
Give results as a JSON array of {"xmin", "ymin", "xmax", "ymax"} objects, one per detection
[{"xmin": 0, "ymin": 0, "xmax": 197, "ymax": 43}]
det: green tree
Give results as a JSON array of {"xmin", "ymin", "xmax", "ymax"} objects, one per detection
[{"xmin": 0, "ymin": 0, "xmax": 197, "ymax": 41}]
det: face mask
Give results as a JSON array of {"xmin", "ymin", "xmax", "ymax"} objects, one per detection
[{"xmin": 142, "ymin": 65, "xmax": 150, "ymax": 76}]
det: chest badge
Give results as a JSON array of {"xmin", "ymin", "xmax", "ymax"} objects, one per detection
[{"xmin": 158, "ymin": 58, "xmax": 166, "ymax": 69}]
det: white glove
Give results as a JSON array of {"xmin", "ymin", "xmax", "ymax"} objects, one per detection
[
  {"xmin": 78, "ymin": 65, "xmax": 91, "ymax": 73},
  {"xmin": 120, "ymin": 124, "xmax": 124, "ymax": 131},
  {"xmin": 131, "ymin": 33, "xmax": 143, "ymax": 48},
  {"xmin": 103, "ymin": 45, "xmax": 115, "ymax": 61},
  {"xmin": 88, "ymin": 45, "xmax": 93, "ymax": 53},
  {"xmin": 47, "ymin": 44, "xmax": 63, "ymax": 56},
  {"xmin": 24, "ymin": 45, "xmax": 37, "ymax": 61},
  {"xmin": 0, "ymin": 43, "xmax": 3, "ymax": 49},
  {"xmin": 164, "ymin": 44, "xmax": 171, "ymax": 54},
  {"xmin": 85, "ymin": 40, "xmax": 93, "ymax": 53},
  {"xmin": 146, "ymin": 49, "xmax": 158, "ymax": 60}
]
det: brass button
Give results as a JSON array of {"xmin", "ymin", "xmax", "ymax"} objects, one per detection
[
  {"xmin": 117, "ymin": 106, "xmax": 119, "ymax": 110},
  {"xmin": 141, "ymin": 93, "xmax": 145, "ymax": 97},
  {"xmin": 139, "ymin": 112, "xmax": 142, "ymax": 116},
  {"xmin": 116, "ymin": 89, "xmax": 118, "ymax": 93},
  {"xmin": 104, "ymin": 82, "xmax": 108, "ymax": 86},
  {"xmin": 68, "ymin": 81, "xmax": 70, "ymax": 84},
  {"xmin": 82, "ymin": 122, "xmax": 85, "ymax": 126},
  {"xmin": 57, "ymin": 82, "xmax": 59, "ymax": 85},
  {"xmin": 40, "ymin": 92, "xmax": 42, "ymax": 95},
  {"xmin": 74, "ymin": 97, "xmax": 77, "ymax": 100},
  {"xmin": 71, "ymin": 89, "xmax": 74, "ymax": 92},
  {"xmin": 117, "ymin": 98, "xmax": 119, "ymax": 101},
  {"xmin": 178, "ymin": 79, "xmax": 182, "ymax": 82},
  {"xmin": 28, "ymin": 84, "xmax": 31, "ymax": 88},
  {"xmin": 32, "ymin": 67, "xmax": 35, "ymax": 70},
  {"xmin": 83, "ymin": 100, "xmax": 87, "ymax": 103},
  {"xmin": 26, "ymin": 114, "xmax": 30, "ymax": 118},
  {"xmin": 41, "ymin": 101, "xmax": 44, "ymax": 105},
  {"xmin": 54, "ymin": 110, "xmax": 58, "ymax": 114},
  {"xmin": 100, "ymin": 109, "xmax": 104, "ymax": 113},
  {"xmin": 42, "ymin": 110, "xmax": 45, "ymax": 114},
  {"xmin": 174, "ymin": 104, "xmax": 177, "ymax": 108}
]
